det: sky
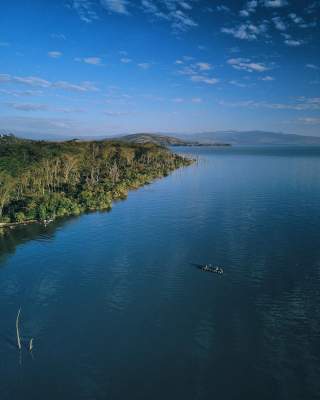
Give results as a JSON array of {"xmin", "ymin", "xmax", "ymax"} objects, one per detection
[{"xmin": 0, "ymin": 0, "xmax": 319, "ymax": 138}]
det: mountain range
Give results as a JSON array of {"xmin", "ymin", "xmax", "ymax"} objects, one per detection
[{"xmin": 5, "ymin": 130, "xmax": 320, "ymax": 146}]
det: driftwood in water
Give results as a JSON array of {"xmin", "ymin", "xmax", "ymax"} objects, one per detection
[{"xmin": 16, "ymin": 308, "xmax": 21, "ymax": 350}]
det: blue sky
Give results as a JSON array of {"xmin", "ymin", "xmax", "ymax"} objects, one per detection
[{"xmin": 0, "ymin": 0, "xmax": 319, "ymax": 137}]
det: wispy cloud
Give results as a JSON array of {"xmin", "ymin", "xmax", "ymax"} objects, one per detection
[
  {"xmin": 50, "ymin": 33, "xmax": 66, "ymax": 40},
  {"xmin": 5, "ymin": 102, "xmax": 48, "ymax": 112},
  {"xmin": 261, "ymin": 75, "xmax": 275, "ymax": 81},
  {"xmin": 70, "ymin": 0, "xmax": 99, "ymax": 23},
  {"xmin": 239, "ymin": 1, "xmax": 258, "ymax": 17},
  {"xmin": 216, "ymin": 5, "xmax": 230, "ymax": 12},
  {"xmin": 120, "ymin": 57, "xmax": 132, "ymax": 63},
  {"xmin": 263, "ymin": 0, "xmax": 288, "ymax": 8},
  {"xmin": 140, "ymin": 0, "xmax": 197, "ymax": 31},
  {"xmin": 172, "ymin": 97, "xmax": 184, "ymax": 103},
  {"xmin": 228, "ymin": 58, "xmax": 270, "ymax": 72},
  {"xmin": 75, "ymin": 56, "xmax": 103, "ymax": 65},
  {"xmin": 284, "ymin": 39, "xmax": 304, "ymax": 47},
  {"xmin": 84, "ymin": 56, "xmax": 102, "ymax": 65},
  {"xmin": 192, "ymin": 97, "xmax": 203, "ymax": 103},
  {"xmin": 190, "ymin": 75, "xmax": 219, "ymax": 85},
  {"xmin": 229, "ymin": 80, "xmax": 249, "ymax": 88},
  {"xmin": 221, "ymin": 22, "xmax": 267, "ymax": 41},
  {"xmin": 137, "ymin": 62, "xmax": 151, "ymax": 69},
  {"xmin": 196, "ymin": 62, "xmax": 212, "ymax": 71},
  {"xmin": 104, "ymin": 110, "xmax": 131, "ymax": 116},
  {"xmin": 53, "ymin": 80, "xmax": 98, "ymax": 91},
  {"xmin": 100, "ymin": 0, "xmax": 130, "ymax": 15},
  {"xmin": 272, "ymin": 16, "xmax": 286, "ymax": 31},
  {"xmin": 0, "ymin": 41, "xmax": 10, "ymax": 47},
  {"xmin": 306, "ymin": 63, "xmax": 320, "ymax": 70},
  {"xmin": 0, "ymin": 73, "xmax": 99, "ymax": 92},
  {"xmin": 48, "ymin": 51, "xmax": 63, "ymax": 58},
  {"xmin": 298, "ymin": 117, "xmax": 320, "ymax": 125},
  {"xmin": 219, "ymin": 97, "xmax": 320, "ymax": 111},
  {"xmin": 177, "ymin": 61, "xmax": 219, "ymax": 85}
]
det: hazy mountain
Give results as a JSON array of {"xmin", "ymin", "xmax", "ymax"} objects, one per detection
[
  {"xmin": 117, "ymin": 133, "xmax": 189, "ymax": 146},
  {"xmin": 116, "ymin": 133, "xmax": 231, "ymax": 146},
  {"xmin": 6, "ymin": 130, "xmax": 320, "ymax": 146},
  {"xmin": 177, "ymin": 131, "xmax": 320, "ymax": 145}
]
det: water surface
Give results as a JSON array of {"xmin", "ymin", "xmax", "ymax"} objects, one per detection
[{"xmin": 1, "ymin": 146, "xmax": 320, "ymax": 400}]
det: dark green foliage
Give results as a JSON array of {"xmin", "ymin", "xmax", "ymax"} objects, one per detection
[{"xmin": 0, "ymin": 135, "xmax": 192, "ymax": 223}]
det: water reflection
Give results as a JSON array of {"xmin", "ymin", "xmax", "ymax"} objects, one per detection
[{"xmin": 0, "ymin": 146, "xmax": 320, "ymax": 400}]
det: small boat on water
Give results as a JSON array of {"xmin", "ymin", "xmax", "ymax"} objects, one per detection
[{"xmin": 201, "ymin": 264, "xmax": 224, "ymax": 275}]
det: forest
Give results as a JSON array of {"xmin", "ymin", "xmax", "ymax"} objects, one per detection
[{"xmin": 0, "ymin": 134, "xmax": 192, "ymax": 225}]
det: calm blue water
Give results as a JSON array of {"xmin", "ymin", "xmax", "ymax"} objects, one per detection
[{"xmin": 1, "ymin": 146, "xmax": 320, "ymax": 400}]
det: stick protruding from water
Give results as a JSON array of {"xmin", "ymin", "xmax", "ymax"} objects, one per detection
[
  {"xmin": 29, "ymin": 338, "xmax": 34, "ymax": 352},
  {"xmin": 16, "ymin": 308, "xmax": 21, "ymax": 350}
]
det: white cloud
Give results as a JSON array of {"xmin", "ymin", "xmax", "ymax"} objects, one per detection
[
  {"xmin": 0, "ymin": 42, "xmax": 10, "ymax": 47},
  {"xmin": 138, "ymin": 62, "xmax": 151, "ymax": 69},
  {"xmin": 172, "ymin": 97, "xmax": 184, "ymax": 103},
  {"xmin": 0, "ymin": 73, "xmax": 99, "ymax": 92},
  {"xmin": 53, "ymin": 80, "xmax": 98, "ymax": 92},
  {"xmin": 75, "ymin": 56, "xmax": 103, "ymax": 65},
  {"xmin": 100, "ymin": 0, "xmax": 129, "ymax": 15},
  {"xmin": 298, "ymin": 117, "xmax": 320, "ymax": 125},
  {"xmin": 83, "ymin": 57, "xmax": 102, "ymax": 65},
  {"xmin": 70, "ymin": 0, "xmax": 99, "ymax": 23},
  {"xmin": 190, "ymin": 75, "xmax": 219, "ymax": 85},
  {"xmin": 229, "ymin": 80, "xmax": 248, "ymax": 88},
  {"xmin": 50, "ymin": 33, "xmax": 66, "ymax": 40},
  {"xmin": 5, "ymin": 102, "xmax": 48, "ymax": 112},
  {"xmin": 272, "ymin": 16, "xmax": 286, "ymax": 31},
  {"xmin": 55, "ymin": 107, "xmax": 86, "ymax": 113},
  {"xmin": 196, "ymin": 62, "xmax": 212, "ymax": 71},
  {"xmin": 284, "ymin": 39, "xmax": 304, "ymax": 47},
  {"xmin": 219, "ymin": 97, "xmax": 320, "ymax": 111},
  {"xmin": 120, "ymin": 57, "xmax": 132, "ymax": 63},
  {"xmin": 261, "ymin": 75, "xmax": 275, "ymax": 81},
  {"xmin": 192, "ymin": 97, "xmax": 203, "ymax": 103},
  {"xmin": 239, "ymin": 10, "xmax": 250, "ymax": 17},
  {"xmin": 288, "ymin": 13, "xmax": 303, "ymax": 24},
  {"xmin": 228, "ymin": 58, "xmax": 270, "ymax": 72},
  {"xmin": 13, "ymin": 76, "xmax": 51, "ymax": 87},
  {"xmin": 48, "ymin": 51, "xmax": 63, "ymax": 58},
  {"xmin": 240, "ymin": 1, "xmax": 258, "ymax": 17},
  {"xmin": 264, "ymin": 0, "xmax": 288, "ymax": 7},
  {"xmin": 221, "ymin": 23, "xmax": 267, "ymax": 40},
  {"xmin": 141, "ymin": 0, "xmax": 197, "ymax": 31},
  {"xmin": 306, "ymin": 64, "xmax": 320, "ymax": 70},
  {"xmin": 216, "ymin": 5, "xmax": 230, "ymax": 12},
  {"xmin": 0, "ymin": 88, "xmax": 43, "ymax": 97},
  {"xmin": 104, "ymin": 110, "xmax": 130, "ymax": 116},
  {"xmin": 0, "ymin": 74, "xmax": 12, "ymax": 83}
]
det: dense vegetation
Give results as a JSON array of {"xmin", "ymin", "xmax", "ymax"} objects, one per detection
[{"xmin": 0, "ymin": 134, "xmax": 192, "ymax": 224}]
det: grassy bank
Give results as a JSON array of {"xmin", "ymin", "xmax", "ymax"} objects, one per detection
[{"xmin": 0, "ymin": 134, "xmax": 193, "ymax": 226}]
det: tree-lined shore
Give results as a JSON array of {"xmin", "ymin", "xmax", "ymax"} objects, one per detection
[{"xmin": 0, "ymin": 135, "xmax": 193, "ymax": 226}]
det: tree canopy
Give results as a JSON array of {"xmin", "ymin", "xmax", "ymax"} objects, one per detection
[{"xmin": 0, "ymin": 135, "xmax": 192, "ymax": 224}]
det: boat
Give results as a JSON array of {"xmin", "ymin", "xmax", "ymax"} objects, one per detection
[{"xmin": 200, "ymin": 264, "xmax": 224, "ymax": 275}]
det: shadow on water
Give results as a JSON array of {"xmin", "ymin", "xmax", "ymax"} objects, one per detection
[{"xmin": 0, "ymin": 216, "xmax": 80, "ymax": 265}]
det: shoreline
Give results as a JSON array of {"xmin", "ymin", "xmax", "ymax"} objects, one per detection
[{"xmin": 0, "ymin": 160, "xmax": 194, "ymax": 232}]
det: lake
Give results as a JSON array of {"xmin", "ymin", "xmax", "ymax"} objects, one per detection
[{"xmin": 1, "ymin": 146, "xmax": 320, "ymax": 400}]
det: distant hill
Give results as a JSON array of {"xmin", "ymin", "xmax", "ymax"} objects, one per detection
[
  {"xmin": 117, "ymin": 133, "xmax": 188, "ymax": 146},
  {"xmin": 117, "ymin": 133, "xmax": 230, "ymax": 147},
  {"xmin": 177, "ymin": 131, "xmax": 320, "ymax": 146},
  {"xmin": 7, "ymin": 130, "xmax": 320, "ymax": 146}
]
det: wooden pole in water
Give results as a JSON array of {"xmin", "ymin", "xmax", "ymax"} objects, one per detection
[
  {"xmin": 16, "ymin": 308, "xmax": 21, "ymax": 350},
  {"xmin": 29, "ymin": 338, "xmax": 33, "ymax": 352}
]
